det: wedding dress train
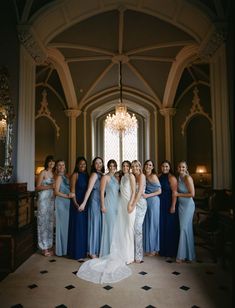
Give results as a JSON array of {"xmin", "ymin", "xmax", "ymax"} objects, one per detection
[{"xmin": 77, "ymin": 173, "xmax": 135, "ymax": 284}]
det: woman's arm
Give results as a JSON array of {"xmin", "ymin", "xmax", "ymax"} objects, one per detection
[
  {"xmin": 100, "ymin": 175, "xmax": 108, "ymax": 213},
  {"xmin": 127, "ymin": 174, "xmax": 136, "ymax": 213},
  {"xmin": 175, "ymin": 175, "xmax": 195, "ymax": 198},
  {"xmin": 143, "ymin": 175, "xmax": 162, "ymax": 199},
  {"xmin": 54, "ymin": 175, "xmax": 72, "ymax": 199},
  {"xmin": 79, "ymin": 172, "xmax": 98, "ymax": 212},
  {"xmin": 128, "ymin": 174, "xmax": 146, "ymax": 213},
  {"xmin": 169, "ymin": 174, "xmax": 177, "ymax": 213},
  {"xmin": 70, "ymin": 173, "xmax": 79, "ymax": 208},
  {"xmin": 36, "ymin": 170, "xmax": 53, "ymax": 191}
]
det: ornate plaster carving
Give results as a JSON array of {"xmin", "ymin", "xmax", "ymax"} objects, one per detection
[
  {"xmin": 159, "ymin": 108, "xmax": 176, "ymax": 117},
  {"xmin": 181, "ymin": 87, "xmax": 212, "ymax": 135},
  {"xmin": 17, "ymin": 25, "xmax": 48, "ymax": 64},
  {"xmin": 198, "ymin": 22, "xmax": 227, "ymax": 60},
  {"xmin": 64, "ymin": 109, "xmax": 81, "ymax": 118},
  {"xmin": 35, "ymin": 89, "xmax": 60, "ymax": 138}
]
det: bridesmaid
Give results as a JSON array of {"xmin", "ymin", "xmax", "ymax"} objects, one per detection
[
  {"xmin": 54, "ymin": 160, "xmax": 74, "ymax": 256},
  {"xmin": 99, "ymin": 159, "xmax": 120, "ymax": 257},
  {"xmin": 79, "ymin": 157, "xmax": 104, "ymax": 258},
  {"xmin": 129, "ymin": 160, "xmax": 147, "ymax": 263},
  {"xmin": 143, "ymin": 160, "xmax": 162, "ymax": 256},
  {"xmin": 67, "ymin": 156, "xmax": 89, "ymax": 261},
  {"xmin": 174, "ymin": 161, "xmax": 196, "ymax": 263},
  {"xmin": 36, "ymin": 155, "xmax": 55, "ymax": 256},
  {"xmin": 159, "ymin": 160, "xmax": 179, "ymax": 259}
]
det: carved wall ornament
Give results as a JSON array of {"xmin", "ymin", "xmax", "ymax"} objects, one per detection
[
  {"xmin": 35, "ymin": 89, "xmax": 60, "ymax": 138},
  {"xmin": 198, "ymin": 22, "xmax": 227, "ymax": 60},
  {"xmin": 17, "ymin": 25, "xmax": 48, "ymax": 64},
  {"xmin": 181, "ymin": 87, "xmax": 212, "ymax": 135},
  {"xmin": 0, "ymin": 67, "xmax": 15, "ymax": 183},
  {"xmin": 64, "ymin": 109, "xmax": 82, "ymax": 118}
]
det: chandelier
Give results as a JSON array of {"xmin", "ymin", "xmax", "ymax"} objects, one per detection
[{"xmin": 105, "ymin": 61, "xmax": 137, "ymax": 135}]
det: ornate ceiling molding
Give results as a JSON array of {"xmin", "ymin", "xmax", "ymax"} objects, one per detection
[
  {"xmin": 17, "ymin": 25, "xmax": 48, "ymax": 64},
  {"xmin": 198, "ymin": 22, "xmax": 227, "ymax": 60},
  {"xmin": 181, "ymin": 86, "xmax": 212, "ymax": 135}
]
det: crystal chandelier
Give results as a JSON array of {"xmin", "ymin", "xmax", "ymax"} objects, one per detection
[{"xmin": 105, "ymin": 61, "xmax": 137, "ymax": 135}]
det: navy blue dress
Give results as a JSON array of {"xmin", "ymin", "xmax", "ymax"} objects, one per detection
[
  {"xmin": 67, "ymin": 172, "xmax": 88, "ymax": 259},
  {"xmin": 159, "ymin": 173, "xmax": 179, "ymax": 257}
]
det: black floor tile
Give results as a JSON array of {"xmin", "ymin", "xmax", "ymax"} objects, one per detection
[
  {"xmin": 103, "ymin": 285, "xmax": 113, "ymax": 290},
  {"xmin": 40, "ymin": 270, "xmax": 48, "ymax": 274},
  {"xmin": 11, "ymin": 305, "xmax": 24, "ymax": 308},
  {"xmin": 55, "ymin": 305, "xmax": 67, "ymax": 308},
  {"xmin": 180, "ymin": 285, "xmax": 190, "ymax": 291},
  {"xmin": 139, "ymin": 271, "xmax": 148, "ymax": 275},
  {"xmin": 100, "ymin": 305, "xmax": 112, "ymax": 308},
  {"xmin": 65, "ymin": 285, "xmax": 75, "ymax": 290},
  {"xmin": 28, "ymin": 284, "xmax": 38, "ymax": 289},
  {"xmin": 72, "ymin": 271, "xmax": 78, "ymax": 275},
  {"xmin": 49, "ymin": 259, "xmax": 57, "ymax": 262},
  {"xmin": 142, "ymin": 285, "xmax": 152, "ymax": 291},
  {"xmin": 166, "ymin": 260, "xmax": 173, "ymax": 263},
  {"xmin": 172, "ymin": 271, "xmax": 180, "ymax": 275},
  {"xmin": 191, "ymin": 305, "xmax": 200, "ymax": 308},
  {"xmin": 145, "ymin": 305, "xmax": 156, "ymax": 308}
]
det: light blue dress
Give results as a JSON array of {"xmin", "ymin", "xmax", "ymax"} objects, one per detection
[
  {"xmin": 143, "ymin": 179, "xmax": 161, "ymax": 253},
  {"xmin": 87, "ymin": 172, "xmax": 102, "ymax": 256},
  {"xmin": 37, "ymin": 178, "xmax": 54, "ymax": 250},
  {"xmin": 100, "ymin": 175, "xmax": 120, "ymax": 257},
  {"xmin": 55, "ymin": 175, "xmax": 70, "ymax": 256},
  {"xmin": 177, "ymin": 176, "xmax": 196, "ymax": 261}
]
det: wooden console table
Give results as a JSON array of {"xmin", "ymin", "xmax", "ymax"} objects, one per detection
[{"xmin": 0, "ymin": 183, "xmax": 37, "ymax": 278}]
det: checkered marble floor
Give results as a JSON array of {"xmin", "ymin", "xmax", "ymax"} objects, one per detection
[{"xmin": 0, "ymin": 245, "xmax": 232, "ymax": 308}]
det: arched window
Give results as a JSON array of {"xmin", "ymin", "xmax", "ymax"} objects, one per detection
[{"xmin": 104, "ymin": 125, "xmax": 138, "ymax": 169}]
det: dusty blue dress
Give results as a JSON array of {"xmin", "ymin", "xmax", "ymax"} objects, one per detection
[
  {"xmin": 99, "ymin": 175, "xmax": 120, "ymax": 257},
  {"xmin": 87, "ymin": 172, "xmax": 102, "ymax": 256},
  {"xmin": 159, "ymin": 173, "xmax": 179, "ymax": 257},
  {"xmin": 55, "ymin": 175, "xmax": 70, "ymax": 256},
  {"xmin": 177, "ymin": 176, "xmax": 196, "ymax": 261},
  {"xmin": 143, "ymin": 179, "xmax": 161, "ymax": 253},
  {"xmin": 67, "ymin": 172, "xmax": 89, "ymax": 259}
]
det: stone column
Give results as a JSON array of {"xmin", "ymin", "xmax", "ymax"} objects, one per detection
[
  {"xmin": 159, "ymin": 108, "xmax": 176, "ymax": 163},
  {"xmin": 16, "ymin": 45, "xmax": 35, "ymax": 191},
  {"xmin": 64, "ymin": 109, "xmax": 81, "ymax": 174},
  {"xmin": 210, "ymin": 44, "xmax": 232, "ymax": 189}
]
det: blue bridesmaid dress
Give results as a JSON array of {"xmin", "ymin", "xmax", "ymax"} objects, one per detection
[
  {"xmin": 177, "ymin": 176, "xmax": 196, "ymax": 261},
  {"xmin": 55, "ymin": 175, "xmax": 70, "ymax": 256},
  {"xmin": 159, "ymin": 173, "xmax": 179, "ymax": 257},
  {"xmin": 99, "ymin": 175, "xmax": 120, "ymax": 257},
  {"xmin": 143, "ymin": 179, "xmax": 161, "ymax": 253},
  {"xmin": 87, "ymin": 172, "xmax": 102, "ymax": 256},
  {"xmin": 67, "ymin": 172, "xmax": 89, "ymax": 259}
]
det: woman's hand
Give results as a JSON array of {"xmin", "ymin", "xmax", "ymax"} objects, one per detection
[
  {"xmin": 127, "ymin": 202, "xmax": 135, "ymax": 213},
  {"xmin": 142, "ymin": 193, "xmax": 148, "ymax": 199},
  {"xmin": 78, "ymin": 202, "xmax": 86, "ymax": 212},
  {"xmin": 169, "ymin": 205, "xmax": 176, "ymax": 214},
  {"xmin": 101, "ymin": 206, "xmax": 107, "ymax": 213}
]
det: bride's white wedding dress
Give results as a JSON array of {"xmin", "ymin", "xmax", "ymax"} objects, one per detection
[{"xmin": 77, "ymin": 173, "xmax": 136, "ymax": 284}]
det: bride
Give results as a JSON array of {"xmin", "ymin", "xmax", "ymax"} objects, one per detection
[{"xmin": 77, "ymin": 160, "xmax": 136, "ymax": 283}]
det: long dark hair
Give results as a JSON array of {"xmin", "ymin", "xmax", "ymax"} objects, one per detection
[
  {"xmin": 120, "ymin": 160, "xmax": 131, "ymax": 176},
  {"xmin": 90, "ymin": 156, "xmax": 105, "ymax": 173},
  {"xmin": 160, "ymin": 160, "xmax": 174, "ymax": 175},
  {"xmin": 44, "ymin": 155, "xmax": 54, "ymax": 170},
  {"xmin": 143, "ymin": 159, "xmax": 157, "ymax": 175},
  {"xmin": 107, "ymin": 159, "xmax": 117, "ymax": 169},
  {"xmin": 73, "ymin": 156, "xmax": 88, "ymax": 174}
]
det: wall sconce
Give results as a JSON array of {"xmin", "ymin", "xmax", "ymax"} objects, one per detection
[
  {"xmin": 196, "ymin": 165, "xmax": 207, "ymax": 183},
  {"xmin": 0, "ymin": 106, "xmax": 7, "ymax": 141},
  {"xmin": 36, "ymin": 166, "xmax": 44, "ymax": 175}
]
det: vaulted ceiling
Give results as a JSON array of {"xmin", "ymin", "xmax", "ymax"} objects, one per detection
[{"xmin": 14, "ymin": 0, "xmax": 230, "ymax": 113}]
